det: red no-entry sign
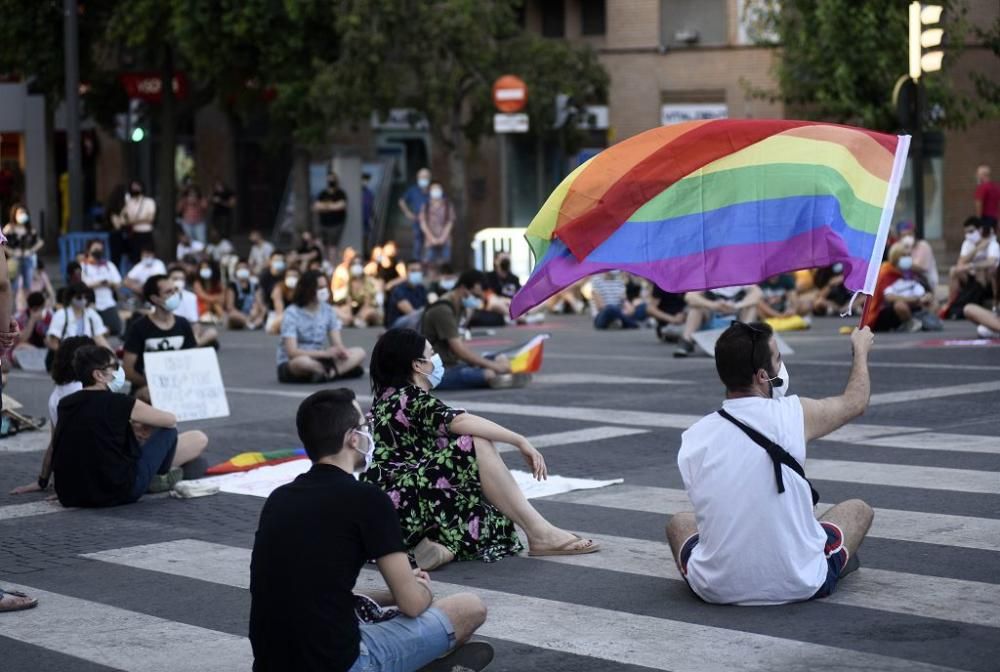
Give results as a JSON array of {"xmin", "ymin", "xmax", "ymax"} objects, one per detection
[{"xmin": 493, "ymin": 75, "xmax": 528, "ymax": 114}]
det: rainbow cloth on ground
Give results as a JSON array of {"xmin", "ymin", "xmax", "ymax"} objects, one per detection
[{"xmin": 510, "ymin": 119, "xmax": 910, "ymax": 318}]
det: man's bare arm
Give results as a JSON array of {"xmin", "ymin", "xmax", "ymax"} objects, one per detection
[{"xmin": 801, "ymin": 327, "xmax": 873, "ymax": 442}]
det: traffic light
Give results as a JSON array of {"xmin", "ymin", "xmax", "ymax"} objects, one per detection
[
  {"xmin": 114, "ymin": 99, "xmax": 147, "ymax": 143},
  {"xmin": 909, "ymin": 2, "xmax": 944, "ymax": 80}
]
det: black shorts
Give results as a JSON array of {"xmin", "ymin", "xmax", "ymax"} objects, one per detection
[
  {"xmin": 319, "ymin": 224, "xmax": 344, "ymax": 247},
  {"xmin": 276, "ymin": 359, "xmax": 334, "ymax": 384}
]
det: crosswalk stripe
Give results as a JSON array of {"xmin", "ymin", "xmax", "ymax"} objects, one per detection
[
  {"xmin": 807, "ymin": 458, "xmax": 1000, "ymax": 494},
  {"xmin": 0, "ymin": 500, "xmax": 68, "ymax": 521},
  {"xmin": 497, "ymin": 426, "xmax": 649, "ymax": 453},
  {"xmin": 524, "ymin": 533, "xmax": 1000, "ymax": 628},
  {"xmin": 544, "ymin": 485, "xmax": 1000, "ymax": 553},
  {"xmin": 860, "ymin": 432, "xmax": 1000, "ymax": 455},
  {"xmin": 533, "ymin": 373, "xmax": 689, "ymax": 385},
  {"xmin": 868, "ymin": 380, "xmax": 1000, "ymax": 406},
  {"xmin": 0, "ymin": 581, "xmax": 251, "ymax": 671},
  {"xmin": 84, "ymin": 539, "xmax": 965, "ymax": 672}
]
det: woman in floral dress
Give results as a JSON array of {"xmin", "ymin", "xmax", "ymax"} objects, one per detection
[{"xmin": 363, "ymin": 328, "xmax": 600, "ymax": 570}]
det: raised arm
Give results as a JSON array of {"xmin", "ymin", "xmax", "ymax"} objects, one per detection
[{"xmin": 800, "ymin": 327, "xmax": 873, "ymax": 442}]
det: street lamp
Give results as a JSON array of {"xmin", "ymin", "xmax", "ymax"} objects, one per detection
[{"xmin": 905, "ymin": 2, "xmax": 944, "ymax": 241}]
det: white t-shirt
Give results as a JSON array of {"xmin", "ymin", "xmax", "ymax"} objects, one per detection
[
  {"xmin": 884, "ymin": 277, "xmax": 926, "ymax": 299},
  {"xmin": 248, "ymin": 242, "xmax": 275, "ymax": 274},
  {"xmin": 677, "ymin": 395, "xmax": 827, "ymax": 605},
  {"xmin": 46, "ymin": 307, "xmax": 109, "ymax": 341},
  {"xmin": 959, "ymin": 235, "xmax": 1000, "ymax": 266},
  {"xmin": 121, "ymin": 195, "xmax": 156, "ymax": 233},
  {"xmin": 172, "ymin": 289, "xmax": 199, "ymax": 322},
  {"xmin": 81, "ymin": 262, "xmax": 122, "ymax": 310},
  {"xmin": 48, "ymin": 382, "xmax": 82, "ymax": 426},
  {"xmin": 126, "ymin": 258, "xmax": 167, "ymax": 286}
]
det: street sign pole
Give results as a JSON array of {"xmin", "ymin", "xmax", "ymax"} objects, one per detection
[
  {"xmin": 913, "ymin": 79, "xmax": 925, "ymax": 241},
  {"xmin": 493, "ymin": 76, "xmax": 529, "ymax": 229},
  {"xmin": 63, "ymin": 0, "xmax": 84, "ymax": 232}
]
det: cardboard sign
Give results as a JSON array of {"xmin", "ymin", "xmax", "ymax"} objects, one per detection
[{"xmin": 145, "ymin": 348, "xmax": 230, "ymax": 422}]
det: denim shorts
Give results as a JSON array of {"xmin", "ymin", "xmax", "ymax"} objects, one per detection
[
  {"xmin": 678, "ymin": 522, "xmax": 848, "ymax": 602},
  {"xmin": 348, "ymin": 606, "xmax": 455, "ymax": 672},
  {"xmin": 129, "ymin": 428, "xmax": 178, "ymax": 501}
]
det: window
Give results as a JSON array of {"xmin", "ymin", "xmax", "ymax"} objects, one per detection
[
  {"xmin": 541, "ymin": 1, "xmax": 566, "ymax": 38},
  {"xmin": 660, "ymin": 0, "xmax": 727, "ymax": 47},
  {"xmin": 581, "ymin": 0, "xmax": 606, "ymax": 36}
]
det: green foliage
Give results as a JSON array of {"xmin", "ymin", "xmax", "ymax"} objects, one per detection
[{"xmin": 742, "ymin": 0, "xmax": 993, "ymax": 131}]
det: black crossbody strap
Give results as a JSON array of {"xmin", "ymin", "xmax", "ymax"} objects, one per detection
[{"xmin": 717, "ymin": 408, "xmax": 819, "ymax": 506}]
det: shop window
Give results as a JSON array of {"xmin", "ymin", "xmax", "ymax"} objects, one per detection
[{"xmin": 660, "ymin": 0, "xmax": 727, "ymax": 47}]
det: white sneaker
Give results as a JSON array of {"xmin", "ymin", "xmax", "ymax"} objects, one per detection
[{"xmin": 976, "ymin": 325, "xmax": 1000, "ymax": 338}]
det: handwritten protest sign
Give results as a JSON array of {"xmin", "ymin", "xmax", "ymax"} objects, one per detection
[{"xmin": 145, "ymin": 347, "xmax": 230, "ymax": 422}]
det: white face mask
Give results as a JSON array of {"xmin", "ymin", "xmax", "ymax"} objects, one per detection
[
  {"xmin": 898, "ymin": 256, "xmax": 913, "ymax": 271},
  {"xmin": 966, "ymin": 230, "xmax": 982, "ymax": 245},
  {"xmin": 429, "ymin": 187, "xmax": 443, "ymax": 200},
  {"xmin": 417, "ymin": 177, "xmax": 430, "ymax": 189},
  {"xmin": 353, "ymin": 428, "xmax": 376, "ymax": 472},
  {"xmin": 107, "ymin": 366, "xmax": 126, "ymax": 393},
  {"xmin": 16, "ymin": 212, "xmax": 29, "ymax": 225},
  {"xmin": 350, "ymin": 264, "xmax": 364, "ymax": 278},
  {"xmin": 163, "ymin": 292, "xmax": 182, "ymax": 312},
  {"xmin": 199, "ymin": 268, "xmax": 213, "ymax": 280},
  {"xmin": 316, "ymin": 287, "xmax": 331, "ymax": 303},
  {"xmin": 235, "ymin": 268, "xmax": 251, "ymax": 280},
  {"xmin": 770, "ymin": 362, "xmax": 790, "ymax": 399},
  {"xmin": 901, "ymin": 235, "xmax": 915, "ymax": 247},
  {"xmin": 284, "ymin": 275, "xmax": 299, "ymax": 289}
]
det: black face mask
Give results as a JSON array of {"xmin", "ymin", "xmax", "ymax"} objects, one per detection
[
  {"xmin": 328, "ymin": 180, "xmax": 338, "ymax": 188},
  {"xmin": 91, "ymin": 250, "xmax": 104, "ymax": 259},
  {"xmin": 130, "ymin": 189, "xmax": 141, "ymax": 197},
  {"xmin": 499, "ymin": 259, "xmax": 511, "ymax": 273}
]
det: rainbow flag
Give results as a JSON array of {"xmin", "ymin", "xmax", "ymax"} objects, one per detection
[
  {"xmin": 205, "ymin": 448, "xmax": 307, "ymax": 475},
  {"xmin": 497, "ymin": 334, "xmax": 549, "ymax": 374},
  {"xmin": 510, "ymin": 120, "xmax": 910, "ymax": 318}
]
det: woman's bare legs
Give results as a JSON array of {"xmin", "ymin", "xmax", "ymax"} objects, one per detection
[{"xmin": 474, "ymin": 437, "xmax": 594, "ymax": 552}]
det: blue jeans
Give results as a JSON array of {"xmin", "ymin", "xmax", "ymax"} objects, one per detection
[
  {"xmin": 129, "ymin": 427, "xmax": 178, "ymax": 501},
  {"xmin": 594, "ymin": 303, "xmax": 647, "ymax": 329},
  {"xmin": 13, "ymin": 254, "xmax": 34, "ymax": 296},
  {"xmin": 424, "ymin": 243, "xmax": 451, "ymax": 264},
  {"xmin": 182, "ymin": 221, "xmax": 207, "ymax": 244},
  {"xmin": 411, "ymin": 220, "xmax": 424, "ymax": 261},
  {"xmin": 438, "ymin": 364, "xmax": 490, "ymax": 390},
  {"xmin": 348, "ymin": 607, "xmax": 455, "ymax": 672}
]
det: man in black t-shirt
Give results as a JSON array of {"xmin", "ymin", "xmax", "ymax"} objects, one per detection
[
  {"xmin": 51, "ymin": 345, "xmax": 208, "ymax": 507},
  {"xmin": 123, "ymin": 275, "xmax": 198, "ymax": 400},
  {"xmin": 312, "ymin": 172, "xmax": 347, "ymax": 261},
  {"xmin": 250, "ymin": 389, "xmax": 490, "ymax": 672}
]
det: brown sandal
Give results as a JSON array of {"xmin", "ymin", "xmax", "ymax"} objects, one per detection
[{"xmin": 0, "ymin": 589, "xmax": 38, "ymax": 612}]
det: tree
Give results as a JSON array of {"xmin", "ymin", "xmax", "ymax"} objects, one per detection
[
  {"xmin": 741, "ymin": 0, "xmax": 994, "ymax": 132},
  {"xmin": 318, "ymin": 0, "xmax": 608, "ymax": 259}
]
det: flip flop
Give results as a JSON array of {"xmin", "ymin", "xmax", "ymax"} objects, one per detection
[
  {"xmin": 417, "ymin": 641, "xmax": 495, "ymax": 672},
  {"xmin": 528, "ymin": 534, "xmax": 601, "ymax": 557},
  {"xmin": 0, "ymin": 589, "xmax": 38, "ymax": 613}
]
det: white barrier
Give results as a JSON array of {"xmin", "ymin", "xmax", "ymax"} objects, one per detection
[{"xmin": 471, "ymin": 227, "xmax": 534, "ymax": 279}]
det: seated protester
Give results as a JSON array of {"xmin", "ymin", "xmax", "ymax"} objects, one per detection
[
  {"xmin": 81, "ymin": 238, "xmax": 123, "ymax": 336},
  {"xmin": 175, "ymin": 229, "xmax": 206, "ymax": 270},
  {"xmin": 674, "ymin": 285, "xmax": 763, "ymax": 358},
  {"xmin": 648, "ymin": 286, "xmax": 687, "ymax": 342},
  {"xmin": 266, "ymin": 266, "xmax": 299, "ymax": 334},
  {"xmin": 364, "ymin": 329, "xmax": 599, "ymax": 571},
  {"xmin": 667, "ymin": 322, "xmax": 875, "ymax": 605},
  {"xmin": 896, "ymin": 220, "xmax": 939, "ymax": 291},
  {"xmin": 385, "ymin": 260, "xmax": 428, "ymax": 329},
  {"xmin": 205, "ymin": 227, "xmax": 235, "ymax": 264},
  {"xmin": 258, "ymin": 252, "xmax": 287, "ymax": 315},
  {"xmin": 56, "ymin": 261, "xmax": 84, "ymax": 307},
  {"xmin": 427, "ymin": 263, "xmax": 457, "ymax": 303},
  {"xmin": 331, "ymin": 247, "xmax": 358, "ymax": 303},
  {"xmin": 339, "ymin": 269, "xmax": 381, "ymax": 328},
  {"xmin": 367, "ymin": 241, "xmax": 406, "ymax": 292},
  {"xmin": 9, "ymin": 335, "xmax": 94, "ymax": 495},
  {"xmin": 167, "ymin": 265, "xmax": 218, "ymax": 349},
  {"xmin": 51, "ymin": 345, "xmax": 208, "ymax": 507},
  {"xmin": 964, "ymin": 302, "xmax": 1000, "ymax": 338},
  {"xmin": 250, "ymin": 389, "xmax": 489, "ymax": 672},
  {"xmin": 193, "ymin": 259, "xmax": 226, "ymax": 322},
  {"xmin": 873, "ymin": 243, "xmax": 936, "ymax": 333},
  {"xmin": 293, "ymin": 230, "xmax": 324, "ymax": 272},
  {"xmin": 10, "ymin": 291, "xmax": 52, "ymax": 368},
  {"xmin": 225, "ymin": 260, "xmax": 266, "ymax": 330},
  {"xmin": 421, "ymin": 270, "xmax": 515, "ymax": 390},
  {"xmin": 943, "ymin": 217, "xmax": 999, "ymax": 318},
  {"xmin": 123, "ymin": 246, "xmax": 167, "ymax": 296},
  {"xmin": 484, "ymin": 252, "xmax": 521, "ymax": 315},
  {"xmin": 591, "ymin": 270, "xmax": 648, "ymax": 330},
  {"xmin": 123, "ymin": 275, "xmax": 198, "ymax": 400},
  {"xmin": 46, "ymin": 282, "xmax": 111, "ymax": 363},
  {"xmin": 276, "ymin": 270, "xmax": 366, "ymax": 383},
  {"xmin": 811, "ymin": 263, "xmax": 853, "ymax": 316},
  {"xmin": 247, "ymin": 229, "xmax": 275, "ymax": 276},
  {"xmin": 757, "ymin": 274, "xmax": 807, "ymax": 321}
]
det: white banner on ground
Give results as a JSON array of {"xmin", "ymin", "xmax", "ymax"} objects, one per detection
[{"xmin": 145, "ymin": 347, "xmax": 230, "ymax": 422}]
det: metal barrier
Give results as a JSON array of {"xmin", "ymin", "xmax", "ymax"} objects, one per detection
[
  {"xmin": 58, "ymin": 232, "xmax": 109, "ymax": 275},
  {"xmin": 471, "ymin": 227, "xmax": 532, "ymax": 278}
]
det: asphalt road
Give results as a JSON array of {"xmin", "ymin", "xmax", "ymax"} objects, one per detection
[{"xmin": 1, "ymin": 314, "xmax": 998, "ymax": 672}]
